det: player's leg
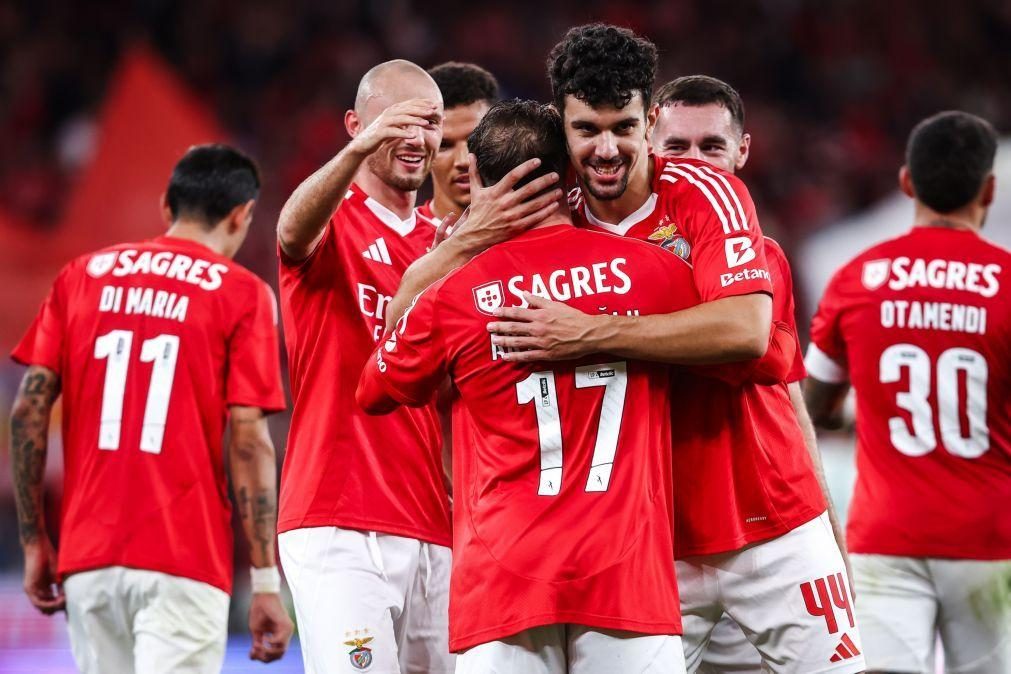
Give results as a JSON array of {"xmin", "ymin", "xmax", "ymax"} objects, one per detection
[
  {"xmin": 396, "ymin": 539, "xmax": 453, "ymax": 673},
  {"xmin": 931, "ymin": 557, "xmax": 1011, "ymax": 674},
  {"xmin": 64, "ymin": 567, "xmax": 136, "ymax": 674},
  {"xmin": 676, "ymin": 558, "xmax": 728, "ymax": 672},
  {"xmin": 279, "ymin": 527, "xmax": 403, "ymax": 674},
  {"xmin": 696, "ymin": 614, "xmax": 763, "ymax": 674},
  {"xmin": 455, "ymin": 624, "xmax": 566, "ymax": 674},
  {"xmin": 128, "ymin": 568, "xmax": 230, "ymax": 674},
  {"xmin": 849, "ymin": 554, "xmax": 937, "ymax": 673},
  {"xmin": 719, "ymin": 512, "xmax": 867, "ymax": 673},
  {"xmin": 567, "ymin": 624, "xmax": 687, "ymax": 674}
]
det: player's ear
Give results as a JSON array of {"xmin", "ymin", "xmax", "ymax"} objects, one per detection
[
  {"xmin": 346, "ymin": 109, "xmax": 362, "ymax": 138},
  {"xmin": 160, "ymin": 192, "xmax": 173, "ymax": 228},
  {"xmin": 898, "ymin": 165, "xmax": 915, "ymax": 199},
  {"xmin": 736, "ymin": 133, "xmax": 752, "ymax": 171},
  {"xmin": 646, "ymin": 103, "xmax": 659, "ymax": 141},
  {"xmin": 227, "ymin": 200, "xmax": 256, "ymax": 234},
  {"xmin": 980, "ymin": 173, "xmax": 996, "ymax": 208}
]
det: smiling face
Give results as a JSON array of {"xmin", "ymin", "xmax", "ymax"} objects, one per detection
[
  {"xmin": 358, "ymin": 73, "xmax": 444, "ymax": 192},
  {"xmin": 562, "ymin": 93, "xmax": 654, "ymax": 201},
  {"xmin": 431, "ymin": 100, "xmax": 490, "ymax": 212},
  {"xmin": 652, "ymin": 102, "xmax": 750, "ymax": 174}
]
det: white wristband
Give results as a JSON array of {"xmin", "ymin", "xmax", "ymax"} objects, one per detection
[{"xmin": 250, "ymin": 566, "xmax": 281, "ymax": 594}]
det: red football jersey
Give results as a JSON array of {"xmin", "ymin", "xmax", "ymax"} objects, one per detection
[
  {"xmin": 572, "ymin": 156, "xmax": 825, "ymax": 556},
  {"xmin": 767, "ymin": 237, "xmax": 807, "ymax": 383},
  {"xmin": 415, "ymin": 199, "xmax": 441, "ymax": 227},
  {"xmin": 278, "ymin": 185, "xmax": 451, "ymax": 545},
  {"xmin": 360, "ymin": 224, "xmax": 696, "ymax": 651},
  {"xmin": 808, "ymin": 226, "xmax": 1011, "ymax": 559},
  {"xmin": 11, "ymin": 236, "xmax": 285, "ymax": 593}
]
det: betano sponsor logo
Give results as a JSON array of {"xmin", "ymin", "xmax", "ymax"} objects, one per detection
[{"xmin": 720, "ymin": 268, "xmax": 770, "ymax": 288}]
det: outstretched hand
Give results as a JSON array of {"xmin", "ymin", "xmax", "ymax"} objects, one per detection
[
  {"xmin": 348, "ymin": 98, "xmax": 439, "ymax": 158},
  {"xmin": 486, "ymin": 292, "xmax": 602, "ymax": 362}
]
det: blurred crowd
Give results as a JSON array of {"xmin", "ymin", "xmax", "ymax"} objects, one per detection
[{"xmin": 3, "ymin": 0, "xmax": 1010, "ymax": 271}]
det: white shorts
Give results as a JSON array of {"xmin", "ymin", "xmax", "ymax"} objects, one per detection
[
  {"xmin": 852, "ymin": 553, "xmax": 1011, "ymax": 673},
  {"xmin": 279, "ymin": 526, "xmax": 453, "ymax": 674},
  {"xmin": 64, "ymin": 565, "xmax": 229, "ymax": 674},
  {"xmin": 696, "ymin": 614, "xmax": 762, "ymax": 674},
  {"xmin": 455, "ymin": 624, "xmax": 686, "ymax": 674},
  {"xmin": 678, "ymin": 512, "xmax": 865, "ymax": 674}
]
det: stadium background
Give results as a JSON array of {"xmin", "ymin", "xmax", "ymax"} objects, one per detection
[{"xmin": 0, "ymin": 1, "xmax": 1008, "ymax": 670}]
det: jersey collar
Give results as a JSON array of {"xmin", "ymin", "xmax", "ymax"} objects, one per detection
[
  {"xmin": 582, "ymin": 192, "xmax": 658, "ymax": 236},
  {"xmin": 355, "ymin": 188, "xmax": 417, "ymax": 237}
]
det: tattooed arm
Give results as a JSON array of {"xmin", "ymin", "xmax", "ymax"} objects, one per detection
[
  {"xmin": 227, "ymin": 405, "xmax": 293, "ymax": 663},
  {"xmin": 10, "ymin": 365, "xmax": 65, "ymax": 614}
]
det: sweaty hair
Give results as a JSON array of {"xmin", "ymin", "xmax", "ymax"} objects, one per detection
[
  {"xmin": 906, "ymin": 111, "xmax": 998, "ymax": 213},
  {"xmin": 166, "ymin": 144, "xmax": 260, "ymax": 226},
  {"xmin": 654, "ymin": 75, "xmax": 745, "ymax": 132},
  {"xmin": 428, "ymin": 62, "xmax": 499, "ymax": 109},
  {"xmin": 468, "ymin": 99, "xmax": 567, "ymax": 191},
  {"xmin": 547, "ymin": 23, "xmax": 657, "ymax": 115}
]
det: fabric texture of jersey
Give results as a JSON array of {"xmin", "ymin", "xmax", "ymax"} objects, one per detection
[
  {"xmin": 278, "ymin": 185, "xmax": 450, "ymax": 546},
  {"xmin": 362, "ymin": 225, "xmax": 697, "ymax": 651},
  {"xmin": 766, "ymin": 237, "xmax": 806, "ymax": 383},
  {"xmin": 808, "ymin": 226, "xmax": 1011, "ymax": 559},
  {"xmin": 12, "ymin": 236, "xmax": 285, "ymax": 593},
  {"xmin": 572, "ymin": 156, "xmax": 825, "ymax": 556}
]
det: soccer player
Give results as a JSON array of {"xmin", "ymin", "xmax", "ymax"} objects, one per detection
[
  {"xmin": 275, "ymin": 59, "xmax": 455, "ymax": 674},
  {"xmin": 652, "ymin": 75, "xmax": 851, "ymax": 673},
  {"xmin": 358, "ymin": 99, "xmax": 692, "ymax": 674},
  {"xmin": 806, "ymin": 111, "xmax": 1011, "ymax": 673},
  {"xmin": 487, "ymin": 25, "xmax": 863, "ymax": 672},
  {"xmin": 9, "ymin": 144, "xmax": 293, "ymax": 673},
  {"xmin": 417, "ymin": 62, "xmax": 499, "ymax": 227}
]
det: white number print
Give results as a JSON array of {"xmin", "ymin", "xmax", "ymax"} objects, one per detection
[
  {"xmin": 515, "ymin": 362, "xmax": 628, "ymax": 495},
  {"xmin": 879, "ymin": 344, "xmax": 989, "ymax": 458},
  {"xmin": 93, "ymin": 330, "xmax": 180, "ymax": 454}
]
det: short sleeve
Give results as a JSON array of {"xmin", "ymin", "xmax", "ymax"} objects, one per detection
[
  {"xmin": 226, "ymin": 280, "xmax": 286, "ymax": 412},
  {"xmin": 11, "ymin": 266, "xmax": 69, "ymax": 373},
  {"xmin": 765, "ymin": 240, "xmax": 806, "ymax": 382},
  {"xmin": 366, "ymin": 283, "xmax": 450, "ymax": 406},
  {"xmin": 806, "ymin": 266, "xmax": 850, "ymax": 384},
  {"xmin": 277, "ymin": 217, "xmax": 335, "ymax": 270},
  {"xmin": 663, "ymin": 161, "xmax": 773, "ymax": 301}
]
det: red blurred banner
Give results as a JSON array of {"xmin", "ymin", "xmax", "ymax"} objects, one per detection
[{"xmin": 0, "ymin": 45, "xmax": 226, "ymax": 351}]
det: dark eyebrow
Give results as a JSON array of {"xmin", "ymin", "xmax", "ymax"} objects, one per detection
[{"xmin": 701, "ymin": 135, "xmax": 728, "ymax": 146}]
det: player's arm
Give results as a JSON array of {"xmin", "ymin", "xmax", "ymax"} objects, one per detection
[
  {"xmin": 227, "ymin": 405, "xmax": 294, "ymax": 663},
  {"xmin": 789, "ymin": 381, "xmax": 853, "ymax": 593},
  {"xmin": 803, "ymin": 375, "xmax": 851, "ymax": 430},
  {"xmin": 383, "ymin": 155, "xmax": 562, "ymax": 331},
  {"xmin": 691, "ymin": 319, "xmax": 795, "ymax": 385},
  {"xmin": 9, "ymin": 365, "xmax": 65, "ymax": 615},
  {"xmin": 277, "ymin": 99, "xmax": 440, "ymax": 261},
  {"xmin": 489, "ymin": 291, "xmax": 771, "ymax": 365}
]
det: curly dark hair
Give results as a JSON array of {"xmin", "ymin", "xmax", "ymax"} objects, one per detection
[
  {"xmin": 547, "ymin": 23, "xmax": 657, "ymax": 115},
  {"xmin": 427, "ymin": 62, "xmax": 499, "ymax": 109}
]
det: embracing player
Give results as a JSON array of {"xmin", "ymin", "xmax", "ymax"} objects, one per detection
[
  {"xmin": 360, "ymin": 99, "xmax": 699, "ymax": 674},
  {"xmin": 417, "ymin": 62, "xmax": 499, "ymax": 227},
  {"xmin": 806, "ymin": 111, "xmax": 1011, "ymax": 673},
  {"xmin": 652, "ymin": 75, "xmax": 851, "ymax": 673},
  {"xmin": 487, "ymin": 25, "xmax": 863, "ymax": 672},
  {"xmin": 10, "ymin": 145, "xmax": 292, "ymax": 673},
  {"xmin": 275, "ymin": 60, "xmax": 454, "ymax": 673}
]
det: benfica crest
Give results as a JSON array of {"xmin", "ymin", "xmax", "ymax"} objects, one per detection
[
  {"xmin": 648, "ymin": 223, "xmax": 691, "ymax": 262},
  {"xmin": 345, "ymin": 636, "xmax": 374, "ymax": 670},
  {"xmin": 472, "ymin": 281, "xmax": 505, "ymax": 315},
  {"xmin": 861, "ymin": 259, "xmax": 891, "ymax": 290}
]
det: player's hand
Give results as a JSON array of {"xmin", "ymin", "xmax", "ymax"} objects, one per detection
[
  {"xmin": 248, "ymin": 592, "xmax": 294, "ymax": 663},
  {"xmin": 487, "ymin": 292, "xmax": 602, "ymax": 362},
  {"xmin": 22, "ymin": 537, "xmax": 65, "ymax": 615},
  {"xmin": 429, "ymin": 211, "xmax": 461, "ymax": 251},
  {"xmin": 347, "ymin": 98, "xmax": 439, "ymax": 158},
  {"xmin": 448, "ymin": 155, "xmax": 562, "ymax": 257}
]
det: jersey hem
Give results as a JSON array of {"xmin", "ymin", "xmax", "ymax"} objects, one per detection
[
  {"xmin": 277, "ymin": 516, "xmax": 451, "ymax": 548},
  {"xmin": 676, "ymin": 506, "xmax": 824, "ymax": 558},
  {"xmin": 450, "ymin": 614, "xmax": 682, "ymax": 652},
  {"xmin": 60, "ymin": 559, "xmax": 231, "ymax": 594}
]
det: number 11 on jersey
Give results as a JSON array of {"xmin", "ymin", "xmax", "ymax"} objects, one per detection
[{"xmin": 515, "ymin": 362, "xmax": 629, "ymax": 496}]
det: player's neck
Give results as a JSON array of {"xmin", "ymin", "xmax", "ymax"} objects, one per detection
[
  {"xmin": 913, "ymin": 203, "xmax": 983, "ymax": 233},
  {"xmin": 355, "ymin": 168, "xmax": 416, "ymax": 220},
  {"xmin": 583, "ymin": 153, "xmax": 655, "ymax": 225},
  {"xmin": 165, "ymin": 221, "xmax": 230, "ymax": 257},
  {"xmin": 529, "ymin": 199, "xmax": 574, "ymax": 231},
  {"xmin": 430, "ymin": 191, "xmax": 460, "ymax": 220}
]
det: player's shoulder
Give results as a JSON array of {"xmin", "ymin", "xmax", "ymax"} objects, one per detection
[{"xmin": 656, "ymin": 155, "xmax": 751, "ymax": 200}]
